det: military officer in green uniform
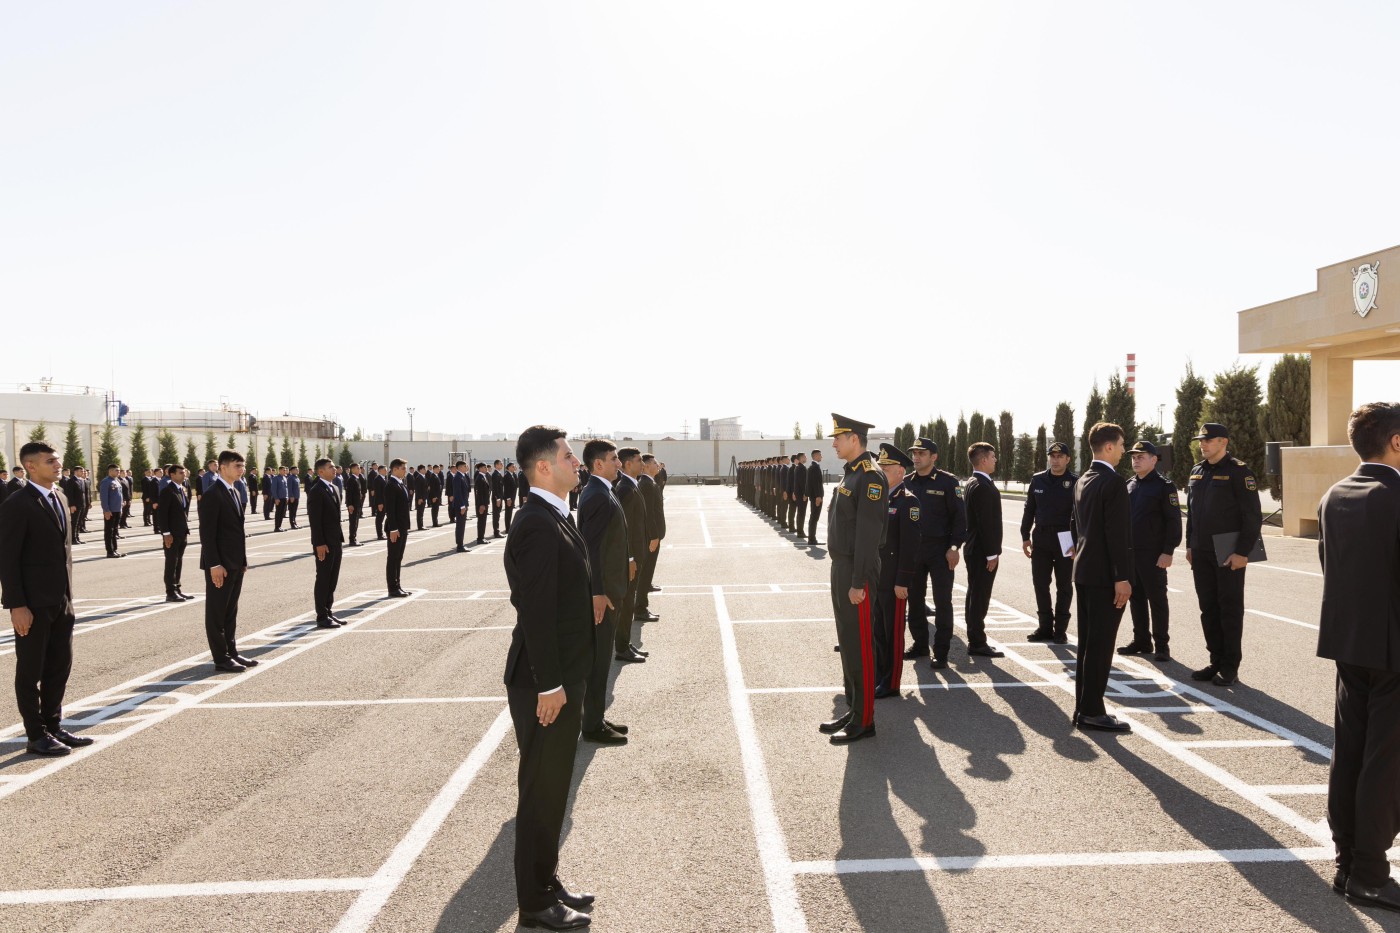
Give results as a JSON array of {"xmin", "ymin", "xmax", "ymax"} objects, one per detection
[
  {"xmin": 820, "ymin": 413, "xmax": 888, "ymax": 745},
  {"xmin": 1185, "ymin": 422, "xmax": 1262, "ymax": 687}
]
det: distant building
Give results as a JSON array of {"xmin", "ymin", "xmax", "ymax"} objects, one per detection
[{"xmin": 706, "ymin": 416, "xmax": 743, "ymax": 440}]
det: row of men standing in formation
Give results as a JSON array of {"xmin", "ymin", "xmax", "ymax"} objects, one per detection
[{"xmin": 736, "ymin": 452, "xmax": 826, "ymax": 546}]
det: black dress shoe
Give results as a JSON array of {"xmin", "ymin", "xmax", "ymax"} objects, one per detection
[
  {"xmin": 1051, "ymin": 633, "xmax": 1069, "ymax": 644},
  {"xmin": 315, "ymin": 619, "xmax": 341, "ymax": 629},
  {"xmin": 819, "ymin": 714, "xmax": 852, "ymax": 735},
  {"xmin": 51, "ymin": 728, "xmax": 94, "ymax": 748},
  {"xmin": 902, "ymin": 646, "xmax": 930, "ymax": 660},
  {"xmin": 581, "ymin": 726, "xmax": 628, "ymax": 745},
  {"xmin": 107, "ymin": 552, "xmax": 125, "ymax": 559},
  {"xmin": 1334, "ymin": 869, "xmax": 1349, "ymax": 894},
  {"xmin": 329, "ymin": 615, "xmax": 348, "ymax": 625},
  {"xmin": 455, "ymin": 546, "xmax": 467, "ymax": 552},
  {"xmin": 1212, "ymin": 670, "xmax": 1238, "ymax": 686},
  {"xmin": 1155, "ymin": 649, "xmax": 1172, "ymax": 661},
  {"xmin": 551, "ymin": 881, "xmax": 596, "ymax": 910},
  {"xmin": 520, "ymin": 902, "xmax": 591, "ymax": 930},
  {"xmin": 603, "ymin": 719, "xmax": 628, "ymax": 735},
  {"xmin": 647, "ymin": 585, "xmax": 661, "ymax": 593},
  {"xmin": 1190, "ymin": 665, "xmax": 1219, "ymax": 681},
  {"xmin": 177, "ymin": 590, "xmax": 194, "ymax": 601},
  {"xmin": 634, "ymin": 610, "xmax": 659, "ymax": 622},
  {"xmin": 873, "ymin": 684, "xmax": 896, "ymax": 699},
  {"xmin": 1117, "ymin": 642, "xmax": 1151, "ymax": 655},
  {"xmin": 614, "ymin": 650, "xmax": 645, "ymax": 664},
  {"xmin": 1026, "ymin": 630, "xmax": 1054, "ymax": 642},
  {"xmin": 214, "ymin": 660, "xmax": 247, "ymax": 673},
  {"xmin": 165, "ymin": 593, "xmax": 184, "ymax": 603},
  {"xmin": 968, "ymin": 645, "xmax": 1005, "ymax": 658},
  {"xmin": 1077, "ymin": 713, "xmax": 1131, "ymax": 733},
  {"xmin": 628, "ymin": 644, "xmax": 649, "ymax": 657},
  {"xmin": 232, "ymin": 655, "xmax": 259, "ymax": 667},
  {"xmin": 1346, "ymin": 877, "xmax": 1400, "ymax": 913},
  {"xmin": 830, "ymin": 724, "xmax": 876, "ymax": 745},
  {"xmin": 26, "ymin": 734, "xmax": 70, "ymax": 756},
  {"xmin": 930, "ymin": 656, "xmax": 949, "ymax": 670},
  {"xmin": 388, "ymin": 590, "xmax": 410, "ymax": 598}
]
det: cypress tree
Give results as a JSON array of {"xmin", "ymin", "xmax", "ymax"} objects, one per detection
[
  {"xmin": 96, "ymin": 423, "xmax": 121, "ymax": 470},
  {"xmin": 1052, "ymin": 402, "xmax": 1076, "ymax": 469},
  {"xmin": 998, "ymin": 412, "xmax": 1014, "ymax": 482},
  {"xmin": 128, "ymin": 424, "xmax": 151, "ymax": 478},
  {"xmin": 932, "ymin": 418, "xmax": 950, "ymax": 460},
  {"xmin": 157, "ymin": 429, "xmax": 180, "ymax": 467},
  {"xmin": 62, "ymin": 417, "xmax": 87, "ymax": 469},
  {"xmin": 1170, "ymin": 363, "xmax": 1209, "ymax": 488},
  {"xmin": 183, "ymin": 440, "xmax": 201, "ymax": 476},
  {"xmin": 204, "ymin": 431, "xmax": 217, "ymax": 464},
  {"xmin": 1081, "ymin": 382, "xmax": 1104, "ymax": 473},
  {"xmin": 280, "ymin": 437, "xmax": 295, "ymax": 468},
  {"xmin": 969, "ymin": 412, "xmax": 985, "ymax": 450},
  {"xmin": 29, "ymin": 421, "xmax": 48, "ymax": 443},
  {"xmin": 246, "ymin": 438, "xmax": 259, "ymax": 473},
  {"xmin": 954, "ymin": 416, "xmax": 969, "ymax": 476},
  {"xmin": 1205, "ymin": 363, "xmax": 1265, "ymax": 480},
  {"xmin": 1103, "ymin": 371, "xmax": 1138, "ymax": 477},
  {"xmin": 1260, "ymin": 354, "xmax": 1311, "ymax": 498},
  {"xmin": 338, "ymin": 443, "xmax": 355, "ymax": 470},
  {"xmin": 297, "ymin": 439, "xmax": 310, "ymax": 474},
  {"xmin": 1013, "ymin": 433, "xmax": 1035, "ymax": 483},
  {"xmin": 265, "ymin": 438, "xmax": 278, "ymax": 471},
  {"xmin": 1034, "ymin": 424, "xmax": 1048, "ymax": 473}
]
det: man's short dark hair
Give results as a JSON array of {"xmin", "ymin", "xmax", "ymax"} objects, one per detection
[
  {"xmin": 389, "ymin": 458, "xmax": 406, "ymax": 470},
  {"xmin": 582, "ymin": 439, "xmax": 617, "ymax": 470},
  {"xmin": 416, "ymin": 464, "xmax": 425, "ymax": 470},
  {"xmin": 314, "ymin": 458, "xmax": 333, "ymax": 470},
  {"xmin": 811, "ymin": 449, "xmax": 822, "ymax": 457},
  {"xmin": 494, "ymin": 459, "xmax": 503, "ymax": 467},
  {"xmin": 641, "ymin": 453, "xmax": 656, "ymax": 463},
  {"xmin": 617, "ymin": 447, "xmax": 641, "ymax": 465},
  {"xmin": 167, "ymin": 463, "xmax": 184, "ymax": 475},
  {"xmin": 516, "ymin": 425, "xmax": 567, "ymax": 480},
  {"xmin": 1349, "ymin": 402, "xmax": 1400, "ymax": 460},
  {"xmin": 218, "ymin": 449, "xmax": 244, "ymax": 466},
  {"xmin": 1088, "ymin": 421, "xmax": 1125, "ymax": 451},
  {"xmin": 19, "ymin": 442, "xmax": 55, "ymax": 464},
  {"xmin": 206, "ymin": 460, "xmax": 217, "ymax": 469},
  {"xmin": 967, "ymin": 442, "xmax": 995, "ymax": 466},
  {"xmin": 476, "ymin": 462, "xmax": 487, "ymax": 470},
  {"xmin": 455, "ymin": 459, "xmax": 467, "ymax": 467},
  {"xmin": 106, "ymin": 463, "xmax": 120, "ymax": 472}
]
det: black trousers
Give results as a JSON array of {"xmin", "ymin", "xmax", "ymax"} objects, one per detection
[
  {"xmin": 963, "ymin": 556, "xmax": 997, "ymax": 649},
  {"xmin": 430, "ymin": 500, "xmax": 440, "ymax": 526},
  {"xmin": 142, "ymin": 499, "xmax": 152, "ymax": 525},
  {"xmin": 274, "ymin": 501, "xmax": 287, "ymax": 530},
  {"xmin": 582, "ymin": 607, "xmax": 618, "ymax": 732},
  {"xmin": 807, "ymin": 496, "xmax": 821, "ymax": 541},
  {"xmin": 415, "ymin": 500, "xmax": 425, "ymax": 530},
  {"xmin": 1031, "ymin": 540, "xmax": 1074, "ymax": 634},
  {"xmin": 1330, "ymin": 661, "xmax": 1400, "ymax": 887},
  {"xmin": 568, "ymin": 488, "xmax": 578, "ymax": 511},
  {"xmin": 504, "ymin": 501, "xmax": 515, "ymax": 531},
  {"xmin": 615, "ymin": 577, "xmax": 638, "ymax": 654},
  {"xmin": 508, "ymin": 678, "xmax": 585, "ymax": 913},
  {"xmin": 375, "ymin": 505, "xmax": 385, "ymax": 538},
  {"xmin": 120, "ymin": 500, "xmax": 131, "ymax": 527},
  {"xmin": 476, "ymin": 509, "xmax": 488, "ymax": 543},
  {"xmin": 493, "ymin": 501, "xmax": 503, "ymax": 535},
  {"xmin": 1073, "ymin": 583, "xmax": 1125, "ymax": 718},
  {"xmin": 830, "ymin": 557, "xmax": 874, "ymax": 731},
  {"xmin": 1129, "ymin": 552, "xmax": 1170, "ymax": 649},
  {"xmin": 13, "ymin": 601, "xmax": 75, "ymax": 740},
  {"xmin": 348, "ymin": 508, "xmax": 360, "ymax": 544},
  {"xmin": 874, "ymin": 588, "xmax": 905, "ymax": 691},
  {"xmin": 249, "ymin": 492, "xmax": 258, "ymax": 515},
  {"xmin": 1191, "ymin": 545, "xmax": 1245, "ymax": 672},
  {"xmin": 103, "ymin": 514, "xmax": 119, "ymax": 555},
  {"xmin": 70, "ymin": 510, "xmax": 80, "ymax": 544},
  {"xmin": 314, "ymin": 543, "xmax": 343, "ymax": 618},
  {"xmin": 906, "ymin": 538, "xmax": 954, "ymax": 657},
  {"xmin": 203, "ymin": 566, "xmax": 244, "ymax": 663},
  {"xmin": 263, "ymin": 495, "xmax": 274, "ymax": 520},
  {"xmin": 288, "ymin": 498, "xmax": 299, "ymax": 526},
  {"xmin": 455, "ymin": 511, "xmax": 468, "ymax": 548},
  {"xmin": 163, "ymin": 535, "xmax": 187, "ymax": 592},
  {"xmin": 635, "ymin": 548, "xmax": 658, "ymax": 613},
  {"xmin": 386, "ymin": 533, "xmax": 406, "ymax": 592}
]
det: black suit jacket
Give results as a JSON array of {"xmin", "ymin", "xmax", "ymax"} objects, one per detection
[
  {"xmin": 368, "ymin": 471, "xmax": 385, "ymax": 505},
  {"xmin": 0, "ymin": 484, "xmax": 74, "ymax": 610},
  {"xmin": 503, "ymin": 499, "xmax": 595, "ymax": 692},
  {"xmin": 614, "ymin": 476, "xmax": 648, "ymax": 567},
  {"xmin": 474, "ymin": 471, "xmax": 492, "ymax": 507},
  {"xmin": 383, "ymin": 476, "xmax": 411, "ymax": 533},
  {"xmin": 198, "ymin": 481, "xmax": 247, "ymax": 571},
  {"xmin": 157, "ymin": 481, "xmax": 190, "ymax": 537},
  {"xmin": 1318, "ymin": 463, "xmax": 1400, "ymax": 671},
  {"xmin": 963, "ymin": 472, "xmax": 1003, "ymax": 561},
  {"xmin": 343, "ymin": 473, "xmax": 365, "ymax": 508},
  {"xmin": 639, "ymin": 473, "xmax": 665, "ymax": 539},
  {"xmin": 308, "ymin": 480, "xmax": 345, "ymax": 548},
  {"xmin": 807, "ymin": 461, "xmax": 825, "ymax": 498},
  {"xmin": 503, "ymin": 471, "xmax": 518, "ymax": 498},
  {"xmin": 490, "ymin": 470, "xmax": 504, "ymax": 499},
  {"xmin": 577, "ymin": 475, "xmax": 629, "ymax": 606},
  {"xmin": 1072, "ymin": 461, "xmax": 1132, "ymax": 586}
]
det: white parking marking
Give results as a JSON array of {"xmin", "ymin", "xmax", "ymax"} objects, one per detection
[
  {"xmin": 791, "ymin": 847, "xmax": 1335, "ymax": 875},
  {"xmin": 0, "ymin": 877, "xmax": 378, "ymax": 905}
]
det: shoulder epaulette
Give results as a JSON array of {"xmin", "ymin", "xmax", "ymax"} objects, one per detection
[
  {"xmin": 1232, "ymin": 457, "xmax": 1247, "ymax": 467},
  {"xmin": 864, "ymin": 459, "xmax": 881, "ymax": 474}
]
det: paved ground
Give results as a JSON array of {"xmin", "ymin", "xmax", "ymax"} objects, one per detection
[{"xmin": 0, "ymin": 484, "xmax": 1395, "ymax": 932}]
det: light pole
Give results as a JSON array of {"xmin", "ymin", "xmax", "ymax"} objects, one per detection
[{"xmin": 407, "ymin": 408, "xmax": 415, "ymax": 442}]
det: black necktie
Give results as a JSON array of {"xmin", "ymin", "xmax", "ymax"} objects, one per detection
[{"xmin": 48, "ymin": 491, "xmax": 65, "ymax": 532}]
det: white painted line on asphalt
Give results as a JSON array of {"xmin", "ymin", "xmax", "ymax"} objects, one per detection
[
  {"xmin": 0, "ymin": 876, "xmax": 378, "ymax": 905},
  {"xmin": 0, "ymin": 597, "xmax": 193, "ymax": 658},
  {"xmin": 730, "ymin": 618, "xmax": 831, "ymax": 625},
  {"xmin": 713, "ymin": 586, "xmax": 809, "ymax": 933},
  {"xmin": 1245, "ymin": 608, "xmax": 1318, "ymax": 631},
  {"xmin": 1116, "ymin": 705, "xmax": 1220, "ymax": 714},
  {"xmin": 331, "ymin": 706, "xmax": 513, "ymax": 933},
  {"xmin": 1257, "ymin": 784, "xmax": 1328, "ymax": 795},
  {"xmin": 199, "ymin": 696, "xmax": 508, "ymax": 709},
  {"xmin": 790, "ymin": 846, "xmax": 1336, "ymax": 875},
  {"xmin": 1177, "ymin": 739, "xmax": 1299, "ymax": 749},
  {"xmin": 345, "ymin": 626, "xmax": 514, "ymax": 633},
  {"xmin": 748, "ymin": 681, "xmax": 1064, "ymax": 695},
  {"xmin": 699, "ymin": 509, "xmax": 713, "ymax": 548}
]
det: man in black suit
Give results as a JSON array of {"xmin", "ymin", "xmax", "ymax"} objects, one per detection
[
  {"xmin": 119, "ymin": 469, "xmax": 133, "ymax": 528},
  {"xmin": 383, "ymin": 459, "xmax": 411, "ymax": 597},
  {"xmin": 370, "ymin": 464, "xmax": 388, "ymax": 540},
  {"xmin": 491, "ymin": 459, "xmax": 506, "ymax": 538},
  {"xmin": 343, "ymin": 463, "xmax": 365, "ymax": 546},
  {"xmin": 474, "ymin": 462, "xmax": 492, "ymax": 544},
  {"xmin": 157, "ymin": 464, "xmax": 193, "ymax": 603},
  {"xmin": 5, "ymin": 467, "xmax": 25, "ymax": 496},
  {"xmin": 246, "ymin": 468, "xmax": 259, "ymax": 517},
  {"xmin": 639, "ymin": 455, "xmax": 666, "ymax": 604},
  {"xmin": 503, "ymin": 462, "xmax": 519, "ymax": 532},
  {"xmin": 805, "ymin": 450, "xmax": 825, "ymax": 545},
  {"xmin": 60, "ymin": 468, "xmax": 84, "ymax": 545},
  {"xmin": 308, "ymin": 458, "xmax": 347, "ymax": 627},
  {"xmin": 450, "ymin": 460, "xmax": 472, "ymax": 552},
  {"xmin": 77, "ymin": 466, "xmax": 92, "ymax": 535},
  {"xmin": 0, "ymin": 442, "xmax": 94, "ymax": 757},
  {"xmin": 426, "ymin": 464, "xmax": 443, "ymax": 527},
  {"xmin": 199, "ymin": 450, "xmax": 257, "ymax": 673},
  {"xmin": 0, "ymin": 469, "xmax": 9, "ymax": 505},
  {"xmin": 1071, "ymin": 422, "xmax": 1133, "ymax": 733},
  {"xmin": 261, "ymin": 467, "xmax": 276, "ymax": 521},
  {"xmin": 612, "ymin": 448, "xmax": 649, "ymax": 664},
  {"xmin": 1318, "ymin": 402, "xmax": 1400, "ymax": 912},
  {"xmin": 577, "ymin": 440, "xmax": 633, "ymax": 746},
  {"xmin": 412, "ymin": 464, "xmax": 429, "ymax": 531},
  {"xmin": 963, "ymin": 442, "xmax": 1005, "ymax": 659},
  {"xmin": 503, "ymin": 425, "xmax": 596, "ymax": 931},
  {"xmin": 140, "ymin": 468, "xmax": 156, "ymax": 527}
]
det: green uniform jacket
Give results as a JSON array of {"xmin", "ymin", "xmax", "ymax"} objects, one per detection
[{"xmin": 827, "ymin": 452, "xmax": 889, "ymax": 590}]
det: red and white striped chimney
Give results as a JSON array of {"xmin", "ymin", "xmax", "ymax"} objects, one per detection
[{"xmin": 1126, "ymin": 353, "xmax": 1136, "ymax": 396}]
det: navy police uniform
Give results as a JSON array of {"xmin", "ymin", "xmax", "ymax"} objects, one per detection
[
  {"xmin": 874, "ymin": 444, "xmax": 920, "ymax": 695},
  {"xmin": 1123, "ymin": 441, "xmax": 1182, "ymax": 655},
  {"xmin": 901, "ymin": 437, "xmax": 966, "ymax": 663},
  {"xmin": 1021, "ymin": 441, "xmax": 1078, "ymax": 641}
]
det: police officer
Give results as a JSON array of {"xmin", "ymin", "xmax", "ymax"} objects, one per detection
[
  {"xmin": 821, "ymin": 413, "xmax": 887, "ymax": 745},
  {"xmin": 1119, "ymin": 440, "xmax": 1181, "ymax": 661},
  {"xmin": 901, "ymin": 437, "xmax": 966, "ymax": 669},
  {"xmin": 1185, "ymin": 422, "xmax": 1262, "ymax": 686},
  {"xmin": 1022, "ymin": 440, "xmax": 1078, "ymax": 644},
  {"xmin": 874, "ymin": 443, "xmax": 920, "ymax": 699}
]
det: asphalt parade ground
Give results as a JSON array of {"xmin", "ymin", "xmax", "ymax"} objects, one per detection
[{"xmin": 0, "ymin": 485, "xmax": 1395, "ymax": 933}]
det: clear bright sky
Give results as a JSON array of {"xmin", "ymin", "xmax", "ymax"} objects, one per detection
[{"xmin": 3, "ymin": 2, "xmax": 1398, "ymax": 440}]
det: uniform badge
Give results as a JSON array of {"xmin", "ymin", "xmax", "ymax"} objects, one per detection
[
  {"xmin": 910, "ymin": 506, "xmax": 920, "ymax": 522},
  {"xmin": 1244, "ymin": 476, "xmax": 1257, "ymax": 492},
  {"xmin": 838, "ymin": 486, "xmax": 851, "ymax": 496},
  {"xmin": 954, "ymin": 486, "xmax": 963, "ymax": 497},
  {"xmin": 867, "ymin": 483, "xmax": 881, "ymax": 501},
  {"xmin": 1353, "ymin": 261, "xmax": 1379, "ymax": 318},
  {"xmin": 1168, "ymin": 492, "xmax": 1179, "ymax": 507},
  {"xmin": 1062, "ymin": 480, "xmax": 1071, "ymax": 488}
]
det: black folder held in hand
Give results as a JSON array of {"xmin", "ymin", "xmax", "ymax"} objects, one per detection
[{"xmin": 1211, "ymin": 531, "xmax": 1267, "ymax": 566}]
